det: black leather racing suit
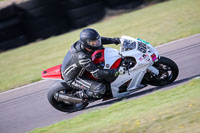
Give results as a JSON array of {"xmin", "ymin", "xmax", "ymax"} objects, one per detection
[{"xmin": 61, "ymin": 37, "xmax": 118, "ymax": 98}]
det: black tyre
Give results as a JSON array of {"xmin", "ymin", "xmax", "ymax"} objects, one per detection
[
  {"xmin": 70, "ymin": 9, "xmax": 105, "ymax": 28},
  {"xmin": 0, "ymin": 25, "xmax": 24, "ymax": 42},
  {"xmin": 0, "ymin": 35, "xmax": 28, "ymax": 51},
  {"xmin": 0, "ymin": 4, "xmax": 18, "ymax": 21},
  {"xmin": 21, "ymin": 5, "xmax": 60, "ymax": 19},
  {"xmin": 60, "ymin": 0, "xmax": 97, "ymax": 10},
  {"xmin": 113, "ymin": 0, "xmax": 143, "ymax": 10},
  {"xmin": 47, "ymin": 81, "xmax": 88, "ymax": 113},
  {"xmin": 145, "ymin": 56, "xmax": 179, "ymax": 86},
  {"xmin": 23, "ymin": 18, "xmax": 69, "ymax": 41},
  {"xmin": 23, "ymin": 17, "xmax": 65, "ymax": 31},
  {"xmin": 17, "ymin": 0, "xmax": 56, "ymax": 10},
  {"xmin": 104, "ymin": 0, "xmax": 130, "ymax": 6},
  {"xmin": 104, "ymin": 0, "xmax": 143, "ymax": 10},
  {"xmin": 26, "ymin": 22, "xmax": 69, "ymax": 41},
  {"xmin": 66, "ymin": 2, "xmax": 104, "ymax": 20},
  {"xmin": 0, "ymin": 17, "xmax": 21, "ymax": 31}
]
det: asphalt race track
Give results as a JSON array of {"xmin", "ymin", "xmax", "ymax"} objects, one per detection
[{"xmin": 0, "ymin": 34, "xmax": 200, "ymax": 133}]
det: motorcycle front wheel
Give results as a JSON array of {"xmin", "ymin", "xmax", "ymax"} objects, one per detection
[
  {"xmin": 47, "ymin": 81, "xmax": 88, "ymax": 113},
  {"xmin": 144, "ymin": 56, "xmax": 179, "ymax": 86}
]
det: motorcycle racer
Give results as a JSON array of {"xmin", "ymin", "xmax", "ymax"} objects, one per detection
[
  {"xmin": 44, "ymin": 34, "xmax": 179, "ymax": 113},
  {"xmin": 61, "ymin": 28, "xmax": 120, "ymax": 99}
]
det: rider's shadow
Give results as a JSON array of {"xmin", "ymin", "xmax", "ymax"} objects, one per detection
[{"xmin": 85, "ymin": 74, "xmax": 200, "ymax": 110}]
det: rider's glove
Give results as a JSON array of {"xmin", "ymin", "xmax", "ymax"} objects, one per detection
[
  {"xmin": 111, "ymin": 69, "xmax": 120, "ymax": 77},
  {"xmin": 112, "ymin": 37, "xmax": 121, "ymax": 45},
  {"xmin": 112, "ymin": 67, "xmax": 126, "ymax": 77}
]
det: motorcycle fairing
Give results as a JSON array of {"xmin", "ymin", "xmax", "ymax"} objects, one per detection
[
  {"xmin": 110, "ymin": 58, "xmax": 122, "ymax": 69},
  {"xmin": 92, "ymin": 48, "xmax": 122, "ymax": 69},
  {"xmin": 111, "ymin": 65, "xmax": 148, "ymax": 98},
  {"xmin": 41, "ymin": 64, "xmax": 63, "ymax": 80},
  {"xmin": 110, "ymin": 36, "xmax": 160, "ymax": 98},
  {"xmin": 104, "ymin": 47, "xmax": 122, "ymax": 69},
  {"xmin": 92, "ymin": 49, "xmax": 105, "ymax": 64},
  {"xmin": 120, "ymin": 36, "xmax": 159, "ymax": 64},
  {"xmin": 80, "ymin": 48, "xmax": 122, "ymax": 80}
]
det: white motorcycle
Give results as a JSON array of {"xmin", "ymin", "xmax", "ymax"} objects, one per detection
[{"xmin": 42, "ymin": 36, "xmax": 179, "ymax": 112}]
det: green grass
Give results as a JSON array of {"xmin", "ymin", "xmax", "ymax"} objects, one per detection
[
  {"xmin": 29, "ymin": 78, "xmax": 200, "ymax": 133},
  {"xmin": 0, "ymin": 0, "xmax": 200, "ymax": 92}
]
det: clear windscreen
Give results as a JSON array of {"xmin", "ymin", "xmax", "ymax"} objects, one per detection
[{"xmin": 121, "ymin": 39, "xmax": 136, "ymax": 52}]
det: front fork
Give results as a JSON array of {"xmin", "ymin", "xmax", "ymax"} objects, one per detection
[
  {"xmin": 147, "ymin": 53, "xmax": 160, "ymax": 76},
  {"xmin": 147, "ymin": 65, "xmax": 159, "ymax": 76}
]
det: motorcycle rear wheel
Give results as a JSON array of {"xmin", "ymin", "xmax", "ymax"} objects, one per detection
[
  {"xmin": 47, "ymin": 81, "xmax": 88, "ymax": 113},
  {"xmin": 145, "ymin": 56, "xmax": 179, "ymax": 86}
]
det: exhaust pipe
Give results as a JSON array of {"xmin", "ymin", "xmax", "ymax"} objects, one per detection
[{"xmin": 54, "ymin": 93, "xmax": 82, "ymax": 103}]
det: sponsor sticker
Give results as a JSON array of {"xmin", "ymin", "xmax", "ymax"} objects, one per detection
[
  {"xmin": 139, "ymin": 57, "xmax": 143, "ymax": 61},
  {"xmin": 139, "ymin": 54, "xmax": 150, "ymax": 62},
  {"xmin": 151, "ymin": 53, "xmax": 157, "ymax": 61}
]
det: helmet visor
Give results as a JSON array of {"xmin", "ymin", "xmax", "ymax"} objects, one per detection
[{"xmin": 86, "ymin": 37, "xmax": 101, "ymax": 47}]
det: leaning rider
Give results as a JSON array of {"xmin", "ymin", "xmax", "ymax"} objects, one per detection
[{"xmin": 61, "ymin": 28, "xmax": 120, "ymax": 99}]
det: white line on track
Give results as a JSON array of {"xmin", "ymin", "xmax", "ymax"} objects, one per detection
[
  {"xmin": 0, "ymin": 80, "xmax": 47, "ymax": 95},
  {"xmin": 155, "ymin": 34, "xmax": 200, "ymax": 48}
]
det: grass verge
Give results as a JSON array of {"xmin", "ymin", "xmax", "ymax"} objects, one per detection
[
  {"xmin": 0, "ymin": 0, "xmax": 200, "ymax": 92},
  {"xmin": 29, "ymin": 78, "xmax": 200, "ymax": 133}
]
